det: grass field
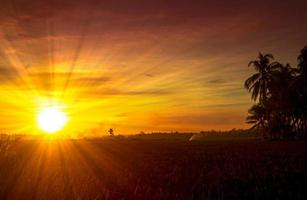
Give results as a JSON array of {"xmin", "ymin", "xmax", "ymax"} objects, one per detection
[{"xmin": 1, "ymin": 135, "xmax": 307, "ymax": 199}]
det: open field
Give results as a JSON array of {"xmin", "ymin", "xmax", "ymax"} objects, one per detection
[{"xmin": 1, "ymin": 135, "xmax": 307, "ymax": 200}]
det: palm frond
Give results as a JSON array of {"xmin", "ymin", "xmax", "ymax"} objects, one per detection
[
  {"xmin": 264, "ymin": 53, "xmax": 274, "ymax": 60},
  {"xmin": 248, "ymin": 61, "xmax": 262, "ymax": 71},
  {"xmin": 251, "ymin": 83, "xmax": 260, "ymax": 101},
  {"xmin": 249, "ymin": 123, "xmax": 261, "ymax": 130},
  {"xmin": 244, "ymin": 73, "xmax": 260, "ymax": 89}
]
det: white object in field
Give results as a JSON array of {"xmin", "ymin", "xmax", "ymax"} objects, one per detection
[
  {"xmin": 189, "ymin": 134, "xmax": 200, "ymax": 141},
  {"xmin": 189, "ymin": 132, "xmax": 209, "ymax": 141}
]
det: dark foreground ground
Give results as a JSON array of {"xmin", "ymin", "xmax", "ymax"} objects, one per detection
[{"xmin": 0, "ymin": 135, "xmax": 307, "ymax": 200}]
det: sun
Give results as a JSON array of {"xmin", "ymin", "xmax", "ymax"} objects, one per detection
[{"xmin": 37, "ymin": 106, "xmax": 68, "ymax": 133}]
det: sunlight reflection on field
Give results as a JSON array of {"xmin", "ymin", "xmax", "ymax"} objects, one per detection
[{"xmin": 1, "ymin": 136, "xmax": 307, "ymax": 199}]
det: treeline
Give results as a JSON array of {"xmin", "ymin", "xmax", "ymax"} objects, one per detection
[
  {"xmin": 136, "ymin": 129, "xmax": 253, "ymax": 137},
  {"xmin": 245, "ymin": 45, "xmax": 307, "ymax": 139}
]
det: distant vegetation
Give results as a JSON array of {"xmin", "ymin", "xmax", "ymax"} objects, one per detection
[
  {"xmin": 245, "ymin": 45, "xmax": 307, "ymax": 139},
  {"xmin": 134, "ymin": 129, "xmax": 254, "ymax": 138}
]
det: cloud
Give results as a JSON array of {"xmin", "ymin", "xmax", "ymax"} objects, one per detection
[
  {"xmin": 84, "ymin": 88, "xmax": 174, "ymax": 97},
  {"xmin": 0, "ymin": 66, "xmax": 19, "ymax": 83},
  {"xmin": 74, "ymin": 76, "xmax": 111, "ymax": 84}
]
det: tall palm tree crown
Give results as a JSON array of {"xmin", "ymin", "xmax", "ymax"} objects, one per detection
[{"xmin": 244, "ymin": 53, "xmax": 275, "ymax": 104}]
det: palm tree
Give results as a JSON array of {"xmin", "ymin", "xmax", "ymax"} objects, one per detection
[
  {"xmin": 245, "ymin": 46, "xmax": 307, "ymax": 139},
  {"xmin": 244, "ymin": 53, "xmax": 275, "ymax": 104},
  {"xmin": 298, "ymin": 45, "xmax": 307, "ymax": 75},
  {"xmin": 295, "ymin": 46, "xmax": 307, "ymax": 136},
  {"xmin": 269, "ymin": 63, "xmax": 296, "ymax": 110},
  {"xmin": 246, "ymin": 104, "xmax": 266, "ymax": 132},
  {"xmin": 245, "ymin": 53, "xmax": 283, "ymax": 139}
]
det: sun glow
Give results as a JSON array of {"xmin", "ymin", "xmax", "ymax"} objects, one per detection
[{"xmin": 37, "ymin": 106, "xmax": 68, "ymax": 133}]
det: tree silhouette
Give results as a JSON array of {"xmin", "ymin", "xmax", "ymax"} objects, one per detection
[
  {"xmin": 246, "ymin": 103, "xmax": 267, "ymax": 137},
  {"xmin": 296, "ymin": 46, "xmax": 307, "ymax": 136},
  {"xmin": 298, "ymin": 46, "xmax": 307, "ymax": 75},
  {"xmin": 108, "ymin": 128, "xmax": 114, "ymax": 136},
  {"xmin": 244, "ymin": 53, "xmax": 275, "ymax": 104},
  {"xmin": 245, "ymin": 46, "xmax": 307, "ymax": 139}
]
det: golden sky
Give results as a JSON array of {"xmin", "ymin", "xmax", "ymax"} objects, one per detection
[{"xmin": 0, "ymin": 0, "xmax": 306, "ymax": 135}]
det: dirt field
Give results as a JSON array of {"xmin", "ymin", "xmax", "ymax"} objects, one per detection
[{"xmin": 1, "ymin": 135, "xmax": 307, "ymax": 199}]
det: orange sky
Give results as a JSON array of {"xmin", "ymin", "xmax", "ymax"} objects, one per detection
[{"xmin": 0, "ymin": 0, "xmax": 306, "ymax": 136}]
